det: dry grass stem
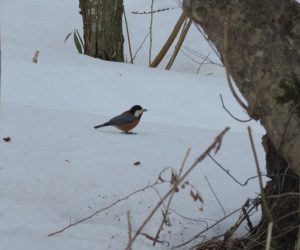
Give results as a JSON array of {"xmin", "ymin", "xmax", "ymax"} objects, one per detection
[
  {"xmin": 265, "ymin": 222, "xmax": 273, "ymax": 250},
  {"xmin": 125, "ymin": 128, "xmax": 229, "ymax": 250},
  {"xmin": 150, "ymin": 11, "xmax": 186, "ymax": 67},
  {"xmin": 174, "ymin": 205, "xmax": 244, "ymax": 248},
  {"xmin": 123, "ymin": 8, "xmax": 133, "ymax": 64},
  {"xmin": 153, "ymin": 148, "xmax": 191, "ymax": 246},
  {"xmin": 149, "ymin": 0, "xmax": 154, "ymax": 66},
  {"xmin": 165, "ymin": 18, "xmax": 192, "ymax": 70},
  {"xmin": 0, "ymin": 30, "xmax": 2, "ymax": 107},
  {"xmin": 127, "ymin": 210, "xmax": 132, "ymax": 250},
  {"xmin": 247, "ymin": 126, "xmax": 274, "ymax": 225}
]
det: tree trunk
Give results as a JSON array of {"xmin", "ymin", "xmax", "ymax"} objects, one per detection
[
  {"xmin": 79, "ymin": 0, "xmax": 124, "ymax": 62},
  {"xmin": 183, "ymin": 0, "xmax": 300, "ymax": 247},
  {"xmin": 183, "ymin": 0, "xmax": 300, "ymax": 175}
]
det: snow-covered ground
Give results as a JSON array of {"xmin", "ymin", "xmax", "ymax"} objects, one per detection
[{"xmin": 1, "ymin": 0, "xmax": 266, "ymax": 249}]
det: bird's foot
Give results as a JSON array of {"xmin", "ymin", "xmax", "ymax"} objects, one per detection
[{"xmin": 121, "ymin": 131, "xmax": 137, "ymax": 135}]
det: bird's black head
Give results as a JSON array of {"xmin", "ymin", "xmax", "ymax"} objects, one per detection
[{"xmin": 129, "ymin": 105, "xmax": 147, "ymax": 118}]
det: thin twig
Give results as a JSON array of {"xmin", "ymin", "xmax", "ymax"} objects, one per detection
[
  {"xmin": 48, "ymin": 181, "xmax": 162, "ymax": 237},
  {"xmin": 153, "ymin": 148, "xmax": 191, "ymax": 246},
  {"xmin": 125, "ymin": 128, "xmax": 230, "ymax": 250},
  {"xmin": 247, "ymin": 126, "xmax": 274, "ymax": 226},
  {"xmin": 173, "ymin": 206, "xmax": 244, "ymax": 248},
  {"xmin": 208, "ymin": 154, "xmax": 259, "ymax": 186},
  {"xmin": 265, "ymin": 222, "xmax": 273, "ymax": 250},
  {"xmin": 127, "ymin": 210, "xmax": 132, "ymax": 250},
  {"xmin": 123, "ymin": 8, "xmax": 133, "ymax": 64},
  {"xmin": 204, "ymin": 176, "xmax": 226, "ymax": 216},
  {"xmin": 169, "ymin": 208, "xmax": 210, "ymax": 227},
  {"xmin": 197, "ymin": 53, "xmax": 210, "ymax": 74},
  {"xmin": 187, "ymin": 198, "xmax": 259, "ymax": 250},
  {"xmin": 220, "ymin": 94, "xmax": 252, "ymax": 122},
  {"xmin": 182, "ymin": 46, "xmax": 223, "ymax": 67},
  {"xmin": 140, "ymin": 232, "xmax": 169, "ymax": 246},
  {"xmin": 267, "ymin": 192, "xmax": 300, "ymax": 199},
  {"xmin": 194, "ymin": 24, "xmax": 221, "ymax": 60},
  {"xmin": 0, "ymin": 28, "xmax": 1, "ymax": 108},
  {"xmin": 223, "ymin": 21, "xmax": 249, "ymax": 111},
  {"xmin": 149, "ymin": 0, "xmax": 155, "ymax": 66},
  {"xmin": 131, "ymin": 7, "xmax": 176, "ymax": 15},
  {"xmin": 277, "ymin": 103, "xmax": 300, "ymax": 155},
  {"xmin": 242, "ymin": 206, "xmax": 254, "ymax": 231},
  {"xmin": 130, "ymin": 31, "xmax": 150, "ymax": 63}
]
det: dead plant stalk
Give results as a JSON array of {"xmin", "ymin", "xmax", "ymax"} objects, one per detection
[
  {"xmin": 165, "ymin": 18, "xmax": 192, "ymax": 70},
  {"xmin": 223, "ymin": 21, "xmax": 248, "ymax": 111},
  {"xmin": 152, "ymin": 148, "xmax": 191, "ymax": 246},
  {"xmin": 123, "ymin": 8, "xmax": 133, "ymax": 64},
  {"xmin": 125, "ymin": 127, "xmax": 230, "ymax": 250},
  {"xmin": 127, "ymin": 210, "xmax": 133, "ymax": 250},
  {"xmin": 247, "ymin": 126, "xmax": 275, "ymax": 226},
  {"xmin": 150, "ymin": 11, "xmax": 186, "ymax": 67},
  {"xmin": 149, "ymin": 0, "xmax": 154, "ymax": 66}
]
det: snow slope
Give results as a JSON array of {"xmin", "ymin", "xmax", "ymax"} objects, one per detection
[{"xmin": 1, "ymin": 0, "xmax": 266, "ymax": 249}]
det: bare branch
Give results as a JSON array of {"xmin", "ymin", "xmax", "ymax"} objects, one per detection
[
  {"xmin": 149, "ymin": 0, "xmax": 155, "ymax": 66},
  {"xmin": 131, "ymin": 7, "xmax": 176, "ymax": 15},
  {"xmin": 139, "ymin": 232, "xmax": 169, "ymax": 246},
  {"xmin": 169, "ymin": 208, "xmax": 209, "ymax": 226},
  {"xmin": 208, "ymin": 154, "xmax": 259, "ymax": 186},
  {"xmin": 223, "ymin": 21, "xmax": 249, "ymax": 111},
  {"xmin": 204, "ymin": 175, "xmax": 226, "ymax": 217},
  {"xmin": 130, "ymin": 31, "xmax": 149, "ymax": 63},
  {"xmin": 220, "ymin": 94, "xmax": 252, "ymax": 123},
  {"xmin": 196, "ymin": 52, "xmax": 210, "ymax": 74},
  {"xmin": 123, "ymin": 8, "xmax": 133, "ymax": 64},
  {"xmin": 48, "ymin": 180, "xmax": 163, "ymax": 237}
]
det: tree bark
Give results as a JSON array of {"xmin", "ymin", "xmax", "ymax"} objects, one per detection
[
  {"xmin": 79, "ymin": 0, "xmax": 124, "ymax": 62},
  {"xmin": 183, "ymin": 0, "xmax": 300, "ymax": 175},
  {"xmin": 183, "ymin": 0, "xmax": 300, "ymax": 247}
]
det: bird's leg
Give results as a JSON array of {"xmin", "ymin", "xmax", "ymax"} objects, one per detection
[{"xmin": 121, "ymin": 131, "xmax": 137, "ymax": 135}]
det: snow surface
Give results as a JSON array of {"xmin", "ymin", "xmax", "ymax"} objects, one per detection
[{"xmin": 1, "ymin": 0, "xmax": 268, "ymax": 249}]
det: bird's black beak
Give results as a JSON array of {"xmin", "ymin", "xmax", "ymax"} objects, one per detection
[{"xmin": 143, "ymin": 109, "xmax": 148, "ymax": 112}]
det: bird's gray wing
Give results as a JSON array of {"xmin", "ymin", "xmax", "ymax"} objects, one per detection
[{"xmin": 107, "ymin": 113, "xmax": 137, "ymax": 125}]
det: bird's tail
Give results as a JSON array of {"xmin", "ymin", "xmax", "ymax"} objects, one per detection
[{"xmin": 94, "ymin": 122, "xmax": 110, "ymax": 129}]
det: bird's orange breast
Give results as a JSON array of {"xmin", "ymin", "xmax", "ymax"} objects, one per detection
[{"xmin": 115, "ymin": 119, "xmax": 140, "ymax": 132}]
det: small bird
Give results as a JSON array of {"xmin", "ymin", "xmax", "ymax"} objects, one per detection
[{"xmin": 94, "ymin": 105, "xmax": 147, "ymax": 134}]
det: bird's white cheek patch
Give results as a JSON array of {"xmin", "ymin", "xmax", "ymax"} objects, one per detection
[{"xmin": 134, "ymin": 110, "xmax": 143, "ymax": 117}]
